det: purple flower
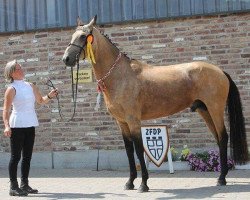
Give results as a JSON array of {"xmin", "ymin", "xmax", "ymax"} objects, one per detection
[{"xmin": 186, "ymin": 149, "xmax": 235, "ymax": 172}]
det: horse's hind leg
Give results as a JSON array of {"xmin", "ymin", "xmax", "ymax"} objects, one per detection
[
  {"xmin": 195, "ymin": 99, "xmax": 229, "ymax": 185},
  {"xmin": 218, "ymin": 128, "xmax": 228, "ymax": 186},
  {"xmin": 205, "ymin": 105, "xmax": 229, "ymax": 186},
  {"xmin": 196, "ymin": 107, "xmax": 218, "ymax": 143},
  {"xmin": 117, "ymin": 121, "xmax": 137, "ymax": 190}
]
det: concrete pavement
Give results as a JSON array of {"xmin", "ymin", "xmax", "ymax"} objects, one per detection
[{"xmin": 0, "ymin": 168, "xmax": 249, "ymax": 199}]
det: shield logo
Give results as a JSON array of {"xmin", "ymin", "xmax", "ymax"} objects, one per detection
[{"xmin": 141, "ymin": 126, "xmax": 169, "ymax": 167}]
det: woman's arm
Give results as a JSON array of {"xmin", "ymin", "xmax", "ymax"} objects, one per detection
[
  {"xmin": 3, "ymin": 87, "xmax": 15, "ymax": 137},
  {"xmin": 31, "ymin": 83, "xmax": 58, "ymax": 104}
]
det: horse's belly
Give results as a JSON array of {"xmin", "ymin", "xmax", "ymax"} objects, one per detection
[{"xmin": 141, "ymin": 99, "xmax": 193, "ymax": 120}]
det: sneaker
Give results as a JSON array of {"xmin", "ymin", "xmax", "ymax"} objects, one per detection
[
  {"xmin": 9, "ymin": 187, "xmax": 28, "ymax": 196},
  {"xmin": 20, "ymin": 185, "xmax": 38, "ymax": 194}
]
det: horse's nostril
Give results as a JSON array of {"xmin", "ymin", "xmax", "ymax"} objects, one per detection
[{"xmin": 63, "ymin": 56, "xmax": 70, "ymax": 64}]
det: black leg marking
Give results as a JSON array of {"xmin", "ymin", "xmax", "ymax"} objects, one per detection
[
  {"xmin": 123, "ymin": 136, "xmax": 137, "ymax": 190},
  {"xmin": 217, "ymin": 128, "xmax": 228, "ymax": 186},
  {"xmin": 133, "ymin": 137, "xmax": 149, "ymax": 192}
]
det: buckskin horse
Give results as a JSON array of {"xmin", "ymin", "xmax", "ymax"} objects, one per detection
[{"xmin": 62, "ymin": 16, "xmax": 248, "ymax": 192}]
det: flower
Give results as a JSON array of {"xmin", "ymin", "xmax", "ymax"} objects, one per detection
[
  {"xmin": 180, "ymin": 145, "xmax": 191, "ymax": 161},
  {"xmin": 186, "ymin": 149, "xmax": 235, "ymax": 172}
]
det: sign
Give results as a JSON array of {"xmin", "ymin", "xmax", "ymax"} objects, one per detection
[
  {"xmin": 141, "ymin": 126, "xmax": 169, "ymax": 167},
  {"xmin": 73, "ymin": 69, "xmax": 92, "ymax": 83}
]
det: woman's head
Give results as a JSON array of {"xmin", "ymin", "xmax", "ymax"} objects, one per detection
[{"xmin": 4, "ymin": 60, "xmax": 24, "ymax": 83}]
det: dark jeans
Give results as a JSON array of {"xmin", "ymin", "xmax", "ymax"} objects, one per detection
[{"xmin": 9, "ymin": 127, "xmax": 35, "ymax": 182}]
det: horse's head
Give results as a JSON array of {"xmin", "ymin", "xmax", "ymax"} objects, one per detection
[{"xmin": 62, "ymin": 16, "xmax": 97, "ymax": 66}]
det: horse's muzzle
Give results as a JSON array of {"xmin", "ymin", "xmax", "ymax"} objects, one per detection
[
  {"xmin": 62, "ymin": 55, "xmax": 75, "ymax": 66},
  {"xmin": 62, "ymin": 55, "xmax": 69, "ymax": 64}
]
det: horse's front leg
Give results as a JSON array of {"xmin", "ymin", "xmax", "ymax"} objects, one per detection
[
  {"xmin": 127, "ymin": 117, "xmax": 149, "ymax": 192},
  {"xmin": 133, "ymin": 135, "xmax": 149, "ymax": 192},
  {"xmin": 123, "ymin": 136, "xmax": 137, "ymax": 190},
  {"xmin": 117, "ymin": 121, "xmax": 137, "ymax": 190},
  {"xmin": 123, "ymin": 115, "xmax": 149, "ymax": 192}
]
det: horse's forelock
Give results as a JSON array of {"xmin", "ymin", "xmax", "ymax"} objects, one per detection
[
  {"xmin": 75, "ymin": 25, "xmax": 93, "ymax": 35},
  {"xmin": 75, "ymin": 26, "xmax": 83, "ymax": 31}
]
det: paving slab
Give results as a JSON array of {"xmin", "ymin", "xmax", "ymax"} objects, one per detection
[{"xmin": 0, "ymin": 168, "xmax": 249, "ymax": 200}]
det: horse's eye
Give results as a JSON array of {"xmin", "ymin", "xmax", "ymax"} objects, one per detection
[{"xmin": 81, "ymin": 35, "xmax": 86, "ymax": 40}]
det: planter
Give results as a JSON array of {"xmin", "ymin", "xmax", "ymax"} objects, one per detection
[{"xmin": 235, "ymin": 162, "xmax": 250, "ymax": 170}]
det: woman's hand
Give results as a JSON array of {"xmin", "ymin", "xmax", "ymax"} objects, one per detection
[
  {"xmin": 4, "ymin": 127, "xmax": 11, "ymax": 137},
  {"xmin": 47, "ymin": 88, "xmax": 58, "ymax": 99},
  {"xmin": 31, "ymin": 83, "xmax": 58, "ymax": 104}
]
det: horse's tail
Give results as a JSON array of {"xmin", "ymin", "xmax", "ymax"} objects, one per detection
[{"xmin": 224, "ymin": 72, "xmax": 248, "ymax": 164}]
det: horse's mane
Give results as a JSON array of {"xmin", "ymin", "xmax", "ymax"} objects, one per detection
[
  {"xmin": 98, "ymin": 28, "xmax": 131, "ymax": 60},
  {"xmin": 77, "ymin": 25, "xmax": 130, "ymax": 60}
]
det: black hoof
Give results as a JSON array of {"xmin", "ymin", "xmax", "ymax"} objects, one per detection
[
  {"xmin": 124, "ymin": 182, "xmax": 134, "ymax": 190},
  {"xmin": 138, "ymin": 184, "xmax": 149, "ymax": 193},
  {"xmin": 217, "ymin": 179, "xmax": 227, "ymax": 186}
]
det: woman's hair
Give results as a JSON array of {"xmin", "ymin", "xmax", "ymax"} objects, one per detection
[{"xmin": 4, "ymin": 60, "xmax": 17, "ymax": 83}]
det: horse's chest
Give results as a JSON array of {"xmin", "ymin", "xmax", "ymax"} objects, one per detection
[
  {"xmin": 106, "ymin": 105, "xmax": 124, "ymax": 120},
  {"xmin": 105, "ymin": 100, "xmax": 125, "ymax": 120}
]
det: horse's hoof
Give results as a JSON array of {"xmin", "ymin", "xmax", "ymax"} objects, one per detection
[
  {"xmin": 217, "ymin": 179, "xmax": 227, "ymax": 186},
  {"xmin": 138, "ymin": 184, "xmax": 149, "ymax": 193},
  {"xmin": 124, "ymin": 183, "xmax": 134, "ymax": 190}
]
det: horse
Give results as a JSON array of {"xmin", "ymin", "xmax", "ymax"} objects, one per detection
[{"xmin": 62, "ymin": 16, "xmax": 248, "ymax": 192}]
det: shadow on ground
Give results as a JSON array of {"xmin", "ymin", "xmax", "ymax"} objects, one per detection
[
  {"xmin": 153, "ymin": 184, "xmax": 250, "ymax": 199},
  {"xmin": 26, "ymin": 192, "xmax": 127, "ymax": 199}
]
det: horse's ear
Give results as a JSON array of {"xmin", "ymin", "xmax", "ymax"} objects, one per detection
[
  {"xmin": 77, "ymin": 16, "xmax": 84, "ymax": 26},
  {"xmin": 88, "ymin": 15, "xmax": 97, "ymax": 28}
]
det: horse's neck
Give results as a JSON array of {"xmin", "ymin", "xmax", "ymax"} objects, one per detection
[{"xmin": 92, "ymin": 28, "xmax": 122, "ymax": 80}]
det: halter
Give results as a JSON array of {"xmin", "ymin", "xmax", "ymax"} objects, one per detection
[
  {"xmin": 67, "ymin": 31, "xmax": 93, "ymax": 58},
  {"xmin": 67, "ymin": 42, "xmax": 86, "ymax": 57}
]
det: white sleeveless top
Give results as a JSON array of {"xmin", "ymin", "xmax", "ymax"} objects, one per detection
[{"xmin": 9, "ymin": 80, "xmax": 39, "ymax": 128}]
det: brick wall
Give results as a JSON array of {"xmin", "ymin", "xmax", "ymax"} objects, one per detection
[{"xmin": 0, "ymin": 13, "xmax": 249, "ymax": 153}]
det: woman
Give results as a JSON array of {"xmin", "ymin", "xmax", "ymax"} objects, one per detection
[{"xmin": 3, "ymin": 60, "xmax": 58, "ymax": 196}]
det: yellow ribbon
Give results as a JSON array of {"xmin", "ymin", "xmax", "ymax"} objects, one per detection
[{"xmin": 86, "ymin": 40, "xmax": 96, "ymax": 64}]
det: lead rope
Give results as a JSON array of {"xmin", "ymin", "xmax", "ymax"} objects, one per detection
[
  {"xmin": 69, "ymin": 53, "xmax": 80, "ymax": 121},
  {"xmin": 52, "ymin": 33, "xmax": 96, "ymax": 121},
  {"xmin": 47, "ymin": 53, "xmax": 80, "ymax": 122}
]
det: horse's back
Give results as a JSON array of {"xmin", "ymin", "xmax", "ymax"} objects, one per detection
[
  {"xmin": 141, "ymin": 61, "xmax": 228, "ymax": 92},
  {"xmin": 161, "ymin": 61, "xmax": 229, "ymax": 101}
]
